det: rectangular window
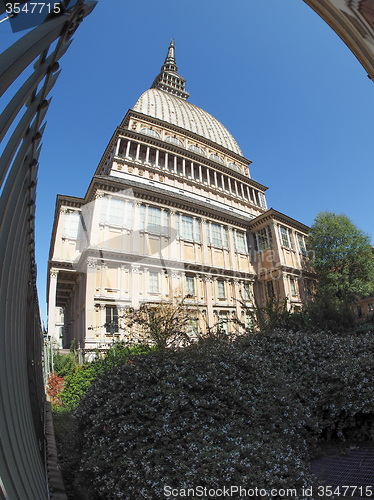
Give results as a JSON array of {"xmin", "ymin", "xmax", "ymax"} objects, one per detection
[
  {"xmin": 290, "ymin": 278, "xmax": 297, "ymax": 296},
  {"xmin": 266, "ymin": 280, "xmax": 275, "ymax": 299},
  {"xmin": 148, "ymin": 206, "xmax": 161, "ymax": 233},
  {"xmin": 194, "ymin": 218, "xmax": 201, "ymax": 241},
  {"xmin": 108, "ymin": 198, "xmax": 125, "ymax": 226},
  {"xmin": 256, "ymin": 227, "xmax": 272, "ymax": 251},
  {"xmin": 139, "ymin": 204, "xmax": 146, "ymax": 230},
  {"xmin": 218, "ymin": 311, "xmax": 228, "ymax": 334},
  {"xmin": 186, "ymin": 276, "xmax": 195, "ymax": 296},
  {"xmin": 217, "ymin": 280, "xmax": 226, "ymax": 299},
  {"xmin": 211, "ymin": 223, "xmax": 222, "ymax": 247},
  {"xmin": 280, "ymin": 226, "xmax": 294, "ymax": 249},
  {"xmin": 235, "ymin": 230, "xmax": 247, "ymax": 253},
  {"xmin": 222, "ymin": 227, "xmax": 228, "ymax": 249},
  {"xmin": 63, "ymin": 211, "xmax": 80, "ymax": 239},
  {"xmin": 243, "ymin": 284, "xmax": 251, "ymax": 300},
  {"xmin": 258, "ymin": 192, "xmax": 267, "ymax": 209},
  {"xmin": 105, "ymin": 306, "xmax": 118, "ymax": 333},
  {"xmin": 149, "ymin": 271, "xmax": 159, "ymax": 293},
  {"xmin": 297, "ymin": 234, "xmax": 307, "ymax": 256},
  {"xmin": 182, "ymin": 215, "xmax": 194, "ymax": 240}
]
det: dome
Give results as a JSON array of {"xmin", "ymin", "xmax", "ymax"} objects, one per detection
[{"xmin": 133, "ymin": 88, "xmax": 242, "ymax": 156}]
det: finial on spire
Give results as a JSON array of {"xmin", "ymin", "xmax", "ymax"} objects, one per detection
[{"xmin": 151, "ymin": 40, "xmax": 189, "ymax": 100}]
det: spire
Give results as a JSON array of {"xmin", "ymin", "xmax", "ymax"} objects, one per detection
[{"xmin": 151, "ymin": 40, "xmax": 190, "ymax": 100}]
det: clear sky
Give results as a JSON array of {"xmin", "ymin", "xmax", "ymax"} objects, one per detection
[{"xmin": 1, "ymin": 0, "xmax": 374, "ymax": 324}]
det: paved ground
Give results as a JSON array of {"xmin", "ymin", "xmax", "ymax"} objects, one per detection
[{"xmin": 311, "ymin": 443, "xmax": 374, "ymax": 499}]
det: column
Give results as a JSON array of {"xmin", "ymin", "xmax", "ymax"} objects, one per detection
[
  {"xmin": 131, "ymin": 265, "xmax": 140, "ymax": 308},
  {"xmin": 204, "ymin": 275, "xmax": 214, "ymax": 328},
  {"xmin": 145, "ymin": 146, "xmax": 150, "ymax": 164},
  {"xmin": 191, "ymin": 162, "xmax": 194, "ymax": 179},
  {"xmin": 214, "ymin": 170, "xmax": 218, "ymax": 188},
  {"xmin": 228, "ymin": 176, "xmax": 232, "ymax": 194},
  {"xmin": 235, "ymin": 180, "xmax": 239, "ymax": 197},
  {"xmin": 206, "ymin": 168, "xmax": 210, "ymax": 185},
  {"xmin": 228, "ymin": 227, "xmax": 236, "ymax": 271},
  {"xmin": 241, "ymin": 183, "xmax": 245, "ymax": 198},
  {"xmin": 233, "ymin": 279, "xmax": 241, "ymax": 318},
  {"xmin": 125, "ymin": 140, "xmax": 131, "ymax": 158},
  {"xmin": 164, "ymin": 152, "xmax": 168, "ymax": 170},
  {"xmin": 201, "ymin": 218, "xmax": 209, "ymax": 265},
  {"xmin": 174, "ymin": 156, "xmax": 177, "ymax": 174},
  {"xmin": 221, "ymin": 174, "xmax": 225, "ymax": 190},
  {"xmin": 135, "ymin": 143, "xmax": 140, "ymax": 162},
  {"xmin": 169, "ymin": 211, "xmax": 177, "ymax": 259},
  {"xmin": 155, "ymin": 149, "xmax": 159, "ymax": 167},
  {"xmin": 115, "ymin": 137, "xmax": 121, "ymax": 156},
  {"xmin": 182, "ymin": 158, "xmax": 186, "ymax": 177},
  {"xmin": 47, "ymin": 269, "xmax": 59, "ymax": 346},
  {"xmin": 132, "ymin": 202, "xmax": 141, "ymax": 254},
  {"xmin": 199, "ymin": 164, "xmax": 202, "ymax": 182},
  {"xmin": 246, "ymin": 186, "xmax": 251, "ymax": 202},
  {"xmin": 100, "ymin": 304, "xmax": 106, "ymax": 344}
]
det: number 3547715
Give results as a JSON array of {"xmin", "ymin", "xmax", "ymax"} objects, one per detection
[{"xmin": 5, "ymin": 3, "xmax": 62, "ymax": 14}]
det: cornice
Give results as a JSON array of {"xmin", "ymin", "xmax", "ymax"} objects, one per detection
[
  {"xmin": 248, "ymin": 208, "xmax": 310, "ymax": 233},
  {"xmin": 86, "ymin": 175, "xmax": 259, "ymax": 227},
  {"xmin": 121, "ymin": 109, "xmax": 251, "ymax": 165}
]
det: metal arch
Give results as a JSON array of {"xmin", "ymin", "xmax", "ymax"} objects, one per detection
[{"xmin": 0, "ymin": 2, "xmax": 97, "ymax": 498}]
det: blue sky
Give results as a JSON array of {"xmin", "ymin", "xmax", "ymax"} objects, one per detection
[{"xmin": 1, "ymin": 0, "xmax": 374, "ymax": 323}]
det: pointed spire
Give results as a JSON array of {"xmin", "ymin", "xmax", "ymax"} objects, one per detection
[{"xmin": 151, "ymin": 40, "xmax": 189, "ymax": 100}]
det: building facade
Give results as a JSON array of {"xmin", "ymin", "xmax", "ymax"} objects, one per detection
[{"xmin": 47, "ymin": 41, "xmax": 314, "ymax": 349}]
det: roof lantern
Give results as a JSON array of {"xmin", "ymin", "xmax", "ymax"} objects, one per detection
[{"xmin": 151, "ymin": 39, "xmax": 190, "ymax": 100}]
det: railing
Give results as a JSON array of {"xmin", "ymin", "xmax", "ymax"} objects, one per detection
[{"xmin": 0, "ymin": 2, "xmax": 96, "ymax": 498}]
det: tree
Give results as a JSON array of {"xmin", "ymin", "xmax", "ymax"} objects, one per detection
[
  {"xmin": 125, "ymin": 298, "xmax": 198, "ymax": 350},
  {"xmin": 308, "ymin": 211, "xmax": 374, "ymax": 322}
]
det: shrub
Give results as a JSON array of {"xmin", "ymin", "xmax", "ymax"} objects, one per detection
[
  {"xmin": 67, "ymin": 332, "xmax": 374, "ymax": 498},
  {"xmin": 47, "ymin": 373, "xmax": 65, "ymax": 406},
  {"xmin": 59, "ymin": 342, "xmax": 152, "ymax": 410}
]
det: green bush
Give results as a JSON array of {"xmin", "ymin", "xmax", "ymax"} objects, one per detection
[
  {"xmin": 60, "ymin": 343, "xmax": 152, "ymax": 410},
  {"xmin": 68, "ymin": 332, "xmax": 374, "ymax": 499}
]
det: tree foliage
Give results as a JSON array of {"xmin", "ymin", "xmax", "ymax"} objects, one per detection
[{"xmin": 308, "ymin": 211, "xmax": 374, "ymax": 313}]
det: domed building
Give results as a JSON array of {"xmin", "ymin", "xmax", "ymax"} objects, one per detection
[{"xmin": 47, "ymin": 41, "xmax": 313, "ymax": 349}]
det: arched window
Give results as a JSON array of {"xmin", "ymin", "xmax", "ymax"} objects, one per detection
[
  {"xmin": 188, "ymin": 144, "xmax": 206, "ymax": 156},
  {"xmin": 228, "ymin": 162, "xmax": 241, "ymax": 172},
  {"xmin": 165, "ymin": 136, "xmax": 184, "ymax": 147},
  {"xmin": 140, "ymin": 128, "xmax": 161, "ymax": 139},
  {"xmin": 209, "ymin": 153, "xmax": 224, "ymax": 165}
]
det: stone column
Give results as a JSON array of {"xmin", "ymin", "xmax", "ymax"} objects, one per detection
[
  {"xmin": 155, "ymin": 149, "xmax": 159, "ymax": 167},
  {"xmin": 204, "ymin": 275, "xmax": 214, "ymax": 328},
  {"xmin": 131, "ymin": 265, "xmax": 140, "ymax": 308},
  {"xmin": 145, "ymin": 146, "xmax": 150, "ymax": 164},
  {"xmin": 47, "ymin": 269, "xmax": 59, "ymax": 347},
  {"xmin": 135, "ymin": 143, "xmax": 140, "ymax": 162},
  {"xmin": 99, "ymin": 304, "xmax": 106, "ymax": 344},
  {"xmin": 125, "ymin": 140, "xmax": 131, "ymax": 158}
]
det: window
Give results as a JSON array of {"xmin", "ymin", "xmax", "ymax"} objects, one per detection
[
  {"xmin": 209, "ymin": 153, "xmax": 224, "ymax": 164},
  {"xmin": 297, "ymin": 234, "xmax": 307, "ymax": 256},
  {"xmin": 207, "ymin": 222, "xmax": 228, "ymax": 248},
  {"xmin": 243, "ymin": 284, "xmax": 251, "ymax": 300},
  {"xmin": 109, "ymin": 198, "xmax": 125, "ymax": 226},
  {"xmin": 234, "ymin": 230, "xmax": 247, "ymax": 253},
  {"xmin": 63, "ymin": 211, "xmax": 80, "ymax": 239},
  {"xmin": 149, "ymin": 271, "xmax": 159, "ymax": 293},
  {"xmin": 176, "ymin": 214, "xmax": 201, "ymax": 241},
  {"xmin": 182, "ymin": 215, "xmax": 193, "ymax": 240},
  {"xmin": 100, "ymin": 197, "xmax": 133, "ymax": 228},
  {"xmin": 258, "ymin": 192, "xmax": 267, "ymax": 209},
  {"xmin": 217, "ymin": 280, "xmax": 226, "ymax": 299},
  {"xmin": 290, "ymin": 278, "xmax": 297, "ymax": 296},
  {"xmin": 140, "ymin": 128, "xmax": 161, "ymax": 139},
  {"xmin": 266, "ymin": 281, "xmax": 275, "ymax": 299},
  {"xmin": 148, "ymin": 206, "xmax": 161, "ymax": 233},
  {"xmin": 279, "ymin": 226, "xmax": 294, "ymax": 249},
  {"xmin": 228, "ymin": 162, "xmax": 241, "ymax": 172},
  {"xmin": 105, "ymin": 306, "xmax": 118, "ymax": 333},
  {"xmin": 188, "ymin": 144, "xmax": 206, "ymax": 156},
  {"xmin": 254, "ymin": 227, "xmax": 272, "ymax": 252},
  {"xmin": 186, "ymin": 276, "xmax": 195, "ymax": 296},
  {"xmin": 139, "ymin": 205, "xmax": 169, "ymax": 235},
  {"xmin": 165, "ymin": 136, "xmax": 184, "ymax": 147},
  {"xmin": 218, "ymin": 311, "xmax": 228, "ymax": 334}
]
